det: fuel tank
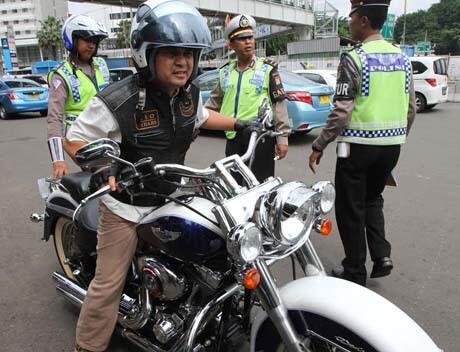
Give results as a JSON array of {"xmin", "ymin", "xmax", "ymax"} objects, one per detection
[{"xmin": 137, "ymin": 197, "xmax": 225, "ymax": 263}]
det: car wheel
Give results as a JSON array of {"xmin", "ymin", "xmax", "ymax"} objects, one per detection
[
  {"xmin": 40, "ymin": 110, "xmax": 48, "ymax": 117},
  {"xmin": 0, "ymin": 105, "xmax": 9, "ymax": 120},
  {"xmin": 415, "ymin": 93, "xmax": 426, "ymax": 113}
]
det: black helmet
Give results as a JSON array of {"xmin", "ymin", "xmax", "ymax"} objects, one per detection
[{"xmin": 130, "ymin": 0, "xmax": 211, "ymax": 79}]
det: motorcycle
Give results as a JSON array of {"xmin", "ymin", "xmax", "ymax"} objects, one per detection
[{"xmin": 31, "ymin": 111, "xmax": 442, "ymax": 352}]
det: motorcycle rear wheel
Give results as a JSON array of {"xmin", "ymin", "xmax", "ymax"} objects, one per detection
[
  {"xmin": 53, "ymin": 217, "xmax": 80, "ymax": 282},
  {"xmin": 256, "ymin": 310, "xmax": 379, "ymax": 352}
]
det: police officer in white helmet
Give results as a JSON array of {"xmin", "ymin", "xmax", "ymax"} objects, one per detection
[
  {"xmin": 47, "ymin": 15, "xmax": 109, "ymax": 179},
  {"xmin": 64, "ymin": 2, "xmax": 260, "ymax": 351}
]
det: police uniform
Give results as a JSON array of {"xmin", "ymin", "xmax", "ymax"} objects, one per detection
[
  {"xmin": 205, "ymin": 14, "xmax": 291, "ymax": 182},
  {"xmin": 311, "ymin": 0, "xmax": 416, "ymax": 286},
  {"xmin": 47, "ymin": 57, "xmax": 110, "ymax": 163}
]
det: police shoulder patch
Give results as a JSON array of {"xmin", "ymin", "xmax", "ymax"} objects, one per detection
[{"xmin": 263, "ymin": 58, "xmax": 278, "ymax": 68}]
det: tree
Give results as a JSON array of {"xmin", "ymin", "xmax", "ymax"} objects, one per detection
[
  {"xmin": 266, "ymin": 33, "xmax": 299, "ymax": 56},
  {"xmin": 394, "ymin": 0, "xmax": 460, "ymax": 55},
  {"xmin": 37, "ymin": 16, "xmax": 62, "ymax": 60},
  {"xmin": 115, "ymin": 20, "xmax": 131, "ymax": 49},
  {"xmin": 338, "ymin": 16, "xmax": 351, "ymax": 39}
]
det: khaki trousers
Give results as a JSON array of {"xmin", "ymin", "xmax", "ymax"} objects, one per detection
[{"xmin": 76, "ymin": 203, "xmax": 138, "ymax": 352}]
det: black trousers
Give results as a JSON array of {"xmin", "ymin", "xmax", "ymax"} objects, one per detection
[
  {"xmin": 225, "ymin": 132, "xmax": 275, "ymax": 183},
  {"xmin": 335, "ymin": 143, "xmax": 401, "ymax": 285}
]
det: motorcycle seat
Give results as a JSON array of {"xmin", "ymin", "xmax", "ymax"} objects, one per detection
[{"xmin": 61, "ymin": 172, "xmax": 93, "ymax": 202}]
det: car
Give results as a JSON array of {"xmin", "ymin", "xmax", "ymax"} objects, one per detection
[
  {"xmin": 21, "ymin": 74, "xmax": 49, "ymax": 88},
  {"xmin": 0, "ymin": 78, "xmax": 49, "ymax": 120},
  {"xmin": 109, "ymin": 67, "xmax": 137, "ymax": 82},
  {"xmin": 196, "ymin": 69, "xmax": 334, "ymax": 134},
  {"xmin": 294, "ymin": 69, "xmax": 337, "ymax": 89},
  {"xmin": 410, "ymin": 56, "xmax": 448, "ymax": 112}
]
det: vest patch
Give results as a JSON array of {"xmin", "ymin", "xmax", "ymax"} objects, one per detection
[
  {"xmin": 178, "ymin": 95, "xmax": 195, "ymax": 118},
  {"xmin": 136, "ymin": 109, "xmax": 160, "ymax": 130}
]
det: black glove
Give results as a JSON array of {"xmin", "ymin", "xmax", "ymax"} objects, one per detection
[{"xmin": 234, "ymin": 119, "xmax": 263, "ymax": 133}]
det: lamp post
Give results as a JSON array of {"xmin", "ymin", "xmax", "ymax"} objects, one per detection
[{"xmin": 401, "ymin": 0, "xmax": 407, "ymax": 46}]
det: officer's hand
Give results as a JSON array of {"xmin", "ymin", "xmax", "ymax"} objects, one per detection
[
  {"xmin": 275, "ymin": 144, "xmax": 288, "ymax": 160},
  {"xmin": 308, "ymin": 150, "xmax": 323, "ymax": 174},
  {"xmin": 52, "ymin": 161, "xmax": 68, "ymax": 179},
  {"xmin": 234, "ymin": 119, "xmax": 263, "ymax": 133}
]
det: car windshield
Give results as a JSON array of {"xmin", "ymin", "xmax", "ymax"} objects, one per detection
[
  {"xmin": 5, "ymin": 80, "xmax": 41, "ymax": 88},
  {"xmin": 26, "ymin": 76, "xmax": 47, "ymax": 85},
  {"xmin": 280, "ymin": 71, "xmax": 321, "ymax": 86}
]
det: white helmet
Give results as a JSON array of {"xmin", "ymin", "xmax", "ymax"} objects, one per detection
[
  {"xmin": 62, "ymin": 15, "xmax": 108, "ymax": 51},
  {"xmin": 130, "ymin": 0, "xmax": 211, "ymax": 75}
]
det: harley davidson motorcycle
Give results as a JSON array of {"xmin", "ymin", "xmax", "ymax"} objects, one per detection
[{"xmin": 31, "ymin": 115, "xmax": 442, "ymax": 352}]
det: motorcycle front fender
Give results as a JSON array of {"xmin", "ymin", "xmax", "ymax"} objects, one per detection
[{"xmin": 250, "ymin": 276, "xmax": 442, "ymax": 352}]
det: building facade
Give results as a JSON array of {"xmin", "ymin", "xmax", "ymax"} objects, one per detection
[{"xmin": 0, "ymin": 0, "xmax": 68, "ymax": 68}]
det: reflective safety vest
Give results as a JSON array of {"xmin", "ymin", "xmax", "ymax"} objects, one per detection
[
  {"xmin": 337, "ymin": 40, "xmax": 411, "ymax": 145},
  {"xmin": 49, "ymin": 57, "xmax": 110, "ymax": 125},
  {"xmin": 219, "ymin": 57, "xmax": 272, "ymax": 139}
]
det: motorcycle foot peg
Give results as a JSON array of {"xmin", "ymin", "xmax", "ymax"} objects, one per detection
[{"xmin": 30, "ymin": 213, "xmax": 45, "ymax": 222}]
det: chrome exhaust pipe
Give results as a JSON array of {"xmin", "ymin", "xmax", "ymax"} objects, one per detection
[{"xmin": 52, "ymin": 271, "xmax": 86, "ymax": 307}]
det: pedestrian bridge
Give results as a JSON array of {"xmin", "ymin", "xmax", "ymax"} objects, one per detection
[{"xmin": 71, "ymin": 0, "xmax": 315, "ymax": 29}]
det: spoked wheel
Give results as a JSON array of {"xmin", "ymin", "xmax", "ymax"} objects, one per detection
[
  {"xmin": 256, "ymin": 311, "xmax": 379, "ymax": 352},
  {"xmin": 53, "ymin": 217, "xmax": 81, "ymax": 282},
  {"xmin": 0, "ymin": 105, "xmax": 9, "ymax": 120}
]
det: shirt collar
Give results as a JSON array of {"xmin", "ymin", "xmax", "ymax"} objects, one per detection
[{"xmin": 363, "ymin": 33, "xmax": 384, "ymax": 43}]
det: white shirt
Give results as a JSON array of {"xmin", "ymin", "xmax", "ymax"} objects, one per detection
[{"xmin": 67, "ymin": 92, "xmax": 210, "ymax": 222}]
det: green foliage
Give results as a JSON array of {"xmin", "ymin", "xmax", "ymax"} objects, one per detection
[
  {"xmin": 266, "ymin": 33, "xmax": 299, "ymax": 56},
  {"xmin": 338, "ymin": 16, "xmax": 351, "ymax": 39},
  {"xmin": 394, "ymin": 0, "xmax": 460, "ymax": 54},
  {"xmin": 115, "ymin": 20, "xmax": 131, "ymax": 49},
  {"xmin": 37, "ymin": 16, "xmax": 63, "ymax": 60}
]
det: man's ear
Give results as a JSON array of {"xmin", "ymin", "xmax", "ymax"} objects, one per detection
[
  {"xmin": 227, "ymin": 40, "xmax": 232, "ymax": 50},
  {"xmin": 361, "ymin": 15, "xmax": 370, "ymax": 28}
]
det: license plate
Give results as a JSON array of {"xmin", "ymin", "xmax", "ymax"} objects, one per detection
[
  {"xmin": 319, "ymin": 95, "xmax": 331, "ymax": 104},
  {"xmin": 28, "ymin": 93, "xmax": 40, "ymax": 99}
]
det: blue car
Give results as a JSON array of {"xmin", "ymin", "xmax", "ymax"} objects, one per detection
[
  {"xmin": 196, "ymin": 69, "xmax": 334, "ymax": 133},
  {"xmin": 0, "ymin": 78, "xmax": 49, "ymax": 120}
]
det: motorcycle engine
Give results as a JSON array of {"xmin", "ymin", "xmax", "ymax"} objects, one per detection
[{"xmin": 138, "ymin": 256, "xmax": 188, "ymax": 301}]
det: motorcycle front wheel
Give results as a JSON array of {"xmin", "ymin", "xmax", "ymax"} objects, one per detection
[
  {"xmin": 255, "ymin": 310, "xmax": 379, "ymax": 352},
  {"xmin": 53, "ymin": 217, "xmax": 80, "ymax": 282}
]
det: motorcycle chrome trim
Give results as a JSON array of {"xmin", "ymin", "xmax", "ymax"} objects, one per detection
[
  {"xmin": 295, "ymin": 239, "xmax": 326, "ymax": 276},
  {"xmin": 118, "ymin": 287, "xmax": 152, "ymax": 330},
  {"xmin": 255, "ymin": 260, "xmax": 305, "ymax": 352},
  {"xmin": 30, "ymin": 213, "xmax": 45, "ymax": 222},
  {"xmin": 72, "ymin": 184, "xmax": 112, "ymax": 222},
  {"xmin": 184, "ymin": 283, "xmax": 240, "ymax": 352}
]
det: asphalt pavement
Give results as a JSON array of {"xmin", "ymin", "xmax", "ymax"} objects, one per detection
[{"xmin": 0, "ymin": 103, "xmax": 459, "ymax": 351}]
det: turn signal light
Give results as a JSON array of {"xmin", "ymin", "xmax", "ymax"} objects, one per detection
[
  {"xmin": 319, "ymin": 219, "xmax": 332, "ymax": 236},
  {"xmin": 243, "ymin": 268, "xmax": 260, "ymax": 290}
]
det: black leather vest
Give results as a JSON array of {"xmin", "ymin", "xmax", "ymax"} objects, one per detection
[{"xmin": 97, "ymin": 74, "xmax": 199, "ymax": 206}]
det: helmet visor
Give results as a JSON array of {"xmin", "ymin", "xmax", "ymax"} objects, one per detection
[{"xmin": 134, "ymin": 1, "xmax": 211, "ymax": 49}]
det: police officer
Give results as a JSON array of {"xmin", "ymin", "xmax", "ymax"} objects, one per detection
[
  {"xmin": 63, "ymin": 2, "xmax": 258, "ymax": 351},
  {"xmin": 308, "ymin": 0, "xmax": 416, "ymax": 286},
  {"xmin": 205, "ymin": 14, "xmax": 291, "ymax": 182},
  {"xmin": 47, "ymin": 15, "xmax": 110, "ymax": 179}
]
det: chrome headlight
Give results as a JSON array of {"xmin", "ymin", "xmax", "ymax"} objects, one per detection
[
  {"xmin": 255, "ymin": 182, "xmax": 316, "ymax": 245},
  {"xmin": 312, "ymin": 181, "xmax": 335, "ymax": 214},
  {"xmin": 227, "ymin": 223, "xmax": 262, "ymax": 263}
]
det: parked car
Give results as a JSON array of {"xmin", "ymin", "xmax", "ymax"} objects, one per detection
[
  {"xmin": 410, "ymin": 56, "xmax": 448, "ymax": 112},
  {"xmin": 196, "ymin": 69, "xmax": 334, "ymax": 133},
  {"xmin": 109, "ymin": 67, "xmax": 137, "ymax": 82},
  {"xmin": 294, "ymin": 69, "xmax": 337, "ymax": 89},
  {"xmin": 21, "ymin": 74, "xmax": 49, "ymax": 88},
  {"xmin": 0, "ymin": 78, "xmax": 49, "ymax": 120}
]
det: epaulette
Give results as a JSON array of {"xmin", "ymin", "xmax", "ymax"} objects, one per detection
[{"xmin": 263, "ymin": 57, "xmax": 278, "ymax": 68}]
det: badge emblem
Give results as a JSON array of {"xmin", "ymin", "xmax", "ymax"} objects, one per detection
[
  {"xmin": 135, "ymin": 109, "xmax": 160, "ymax": 130},
  {"xmin": 178, "ymin": 95, "xmax": 195, "ymax": 118},
  {"xmin": 239, "ymin": 15, "xmax": 250, "ymax": 28}
]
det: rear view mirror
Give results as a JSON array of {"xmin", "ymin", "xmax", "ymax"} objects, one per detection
[
  {"xmin": 257, "ymin": 98, "xmax": 273, "ymax": 128},
  {"xmin": 75, "ymin": 138, "xmax": 120, "ymax": 170}
]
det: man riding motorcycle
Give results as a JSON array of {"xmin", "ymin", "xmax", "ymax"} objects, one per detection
[{"xmin": 63, "ymin": 1, "xmax": 258, "ymax": 351}]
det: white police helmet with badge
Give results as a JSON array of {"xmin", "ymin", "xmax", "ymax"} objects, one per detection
[
  {"xmin": 62, "ymin": 15, "xmax": 108, "ymax": 52},
  {"xmin": 224, "ymin": 14, "xmax": 257, "ymax": 41},
  {"xmin": 130, "ymin": 0, "xmax": 211, "ymax": 79}
]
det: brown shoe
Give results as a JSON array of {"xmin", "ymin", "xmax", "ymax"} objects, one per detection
[{"xmin": 74, "ymin": 343, "xmax": 94, "ymax": 352}]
